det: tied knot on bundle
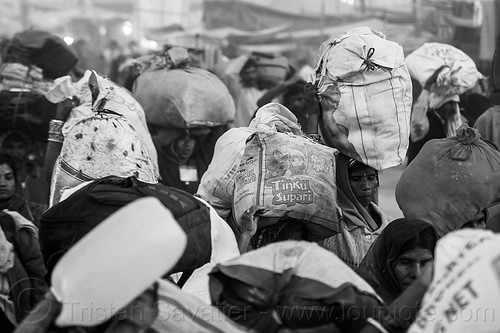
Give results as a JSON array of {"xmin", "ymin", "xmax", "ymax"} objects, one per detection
[{"xmin": 363, "ymin": 48, "xmax": 376, "ymax": 71}]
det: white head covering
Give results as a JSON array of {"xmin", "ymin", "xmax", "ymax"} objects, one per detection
[{"xmin": 51, "ymin": 197, "xmax": 187, "ymax": 327}]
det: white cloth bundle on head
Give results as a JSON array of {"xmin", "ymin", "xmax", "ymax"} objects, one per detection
[
  {"xmin": 49, "ymin": 113, "xmax": 157, "ymax": 207},
  {"xmin": 45, "ymin": 70, "xmax": 159, "ymax": 177},
  {"xmin": 406, "ymin": 42, "xmax": 482, "ymax": 110}
]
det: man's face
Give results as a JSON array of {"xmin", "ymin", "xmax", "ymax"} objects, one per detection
[
  {"xmin": 285, "ymin": 93, "xmax": 307, "ymax": 115},
  {"xmin": 0, "ymin": 163, "xmax": 16, "ymax": 200},
  {"xmin": 348, "ymin": 165, "xmax": 378, "ymax": 208},
  {"xmin": 240, "ymin": 65, "xmax": 258, "ymax": 88}
]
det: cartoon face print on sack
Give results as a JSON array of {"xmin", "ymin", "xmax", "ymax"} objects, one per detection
[
  {"xmin": 266, "ymin": 149, "xmax": 289, "ymax": 179},
  {"xmin": 287, "ymin": 149, "xmax": 307, "ymax": 176}
]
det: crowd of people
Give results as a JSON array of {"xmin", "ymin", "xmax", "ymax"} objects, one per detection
[{"xmin": 0, "ymin": 19, "xmax": 499, "ymax": 333}]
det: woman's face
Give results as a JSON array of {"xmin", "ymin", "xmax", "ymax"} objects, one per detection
[
  {"xmin": 0, "ymin": 163, "xmax": 16, "ymax": 200},
  {"xmin": 393, "ymin": 247, "xmax": 433, "ymax": 290},
  {"xmin": 348, "ymin": 165, "xmax": 378, "ymax": 208}
]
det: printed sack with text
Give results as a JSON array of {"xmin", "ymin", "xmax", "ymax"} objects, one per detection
[
  {"xmin": 409, "ymin": 229, "xmax": 500, "ymax": 333},
  {"xmin": 233, "ymin": 131, "xmax": 339, "ymax": 241}
]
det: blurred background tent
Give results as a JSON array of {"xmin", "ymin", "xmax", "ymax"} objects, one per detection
[{"xmin": 1, "ymin": 0, "xmax": 497, "ymax": 75}]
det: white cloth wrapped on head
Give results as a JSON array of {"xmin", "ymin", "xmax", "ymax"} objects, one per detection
[
  {"xmin": 52, "ymin": 197, "xmax": 187, "ymax": 327},
  {"xmin": 49, "ymin": 113, "xmax": 157, "ymax": 207}
]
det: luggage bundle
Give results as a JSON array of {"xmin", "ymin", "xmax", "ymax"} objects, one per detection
[
  {"xmin": 254, "ymin": 54, "xmax": 290, "ymax": 84},
  {"xmin": 49, "ymin": 111, "xmax": 157, "ymax": 207},
  {"xmin": 312, "ymin": 27, "xmax": 412, "ymax": 170},
  {"xmin": 46, "ymin": 70, "xmax": 159, "ymax": 177},
  {"xmin": 133, "ymin": 67, "xmax": 235, "ymax": 129},
  {"xmin": 405, "ymin": 42, "xmax": 482, "ymax": 141},
  {"xmin": 232, "ymin": 129, "xmax": 340, "ymax": 241},
  {"xmin": 210, "ymin": 241, "xmax": 382, "ymax": 333},
  {"xmin": 406, "ymin": 42, "xmax": 482, "ymax": 109},
  {"xmin": 198, "ymin": 103, "xmax": 303, "ymax": 219},
  {"xmin": 396, "ymin": 125, "xmax": 500, "ymax": 236},
  {"xmin": 199, "ymin": 103, "xmax": 340, "ymax": 241},
  {"xmin": 6, "ymin": 29, "xmax": 78, "ymax": 80},
  {"xmin": 41, "ymin": 175, "xmax": 212, "ymax": 280}
]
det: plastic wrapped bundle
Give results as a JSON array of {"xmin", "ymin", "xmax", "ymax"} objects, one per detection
[{"xmin": 210, "ymin": 241, "xmax": 382, "ymax": 333}]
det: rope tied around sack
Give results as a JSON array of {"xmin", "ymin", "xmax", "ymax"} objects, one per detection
[{"xmin": 363, "ymin": 47, "xmax": 376, "ymax": 71}]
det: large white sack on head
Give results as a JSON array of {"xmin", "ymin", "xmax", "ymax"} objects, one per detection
[
  {"xmin": 197, "ymin": 103, "xmax": 302, "ymax": 219},
  {"xmin": 133, "ymin": 67, "xmax": 235, "ymax": 128},
  {"xmin": 408, "ymin": 230, "xmax": 500, "ymax": 333},
  {"xmin": 313, "ymin": 26, "xmax": 412, "ymax": 170},
  {"xmin": 406, "ymin": 43, "xmax": 482, "ymax": 109}
]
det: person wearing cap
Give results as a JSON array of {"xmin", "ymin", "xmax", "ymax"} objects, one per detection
[{"xmin": 319, "ymin": 153, "xmax": 393, "ymax": 270}]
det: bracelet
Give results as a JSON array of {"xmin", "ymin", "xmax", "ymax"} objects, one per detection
[{"xmin": 48, "ymin": 119, "xmax": 65, "ymax": 143}]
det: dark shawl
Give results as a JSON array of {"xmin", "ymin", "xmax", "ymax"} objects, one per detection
[{"xmin": 356, "ymin": 218, "xmax": 438, "ymax": 304}]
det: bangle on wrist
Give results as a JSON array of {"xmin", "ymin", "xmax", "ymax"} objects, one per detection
[{"xmin": 48, "ymin": 119, "xmax": 65, "ymax": 143}]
